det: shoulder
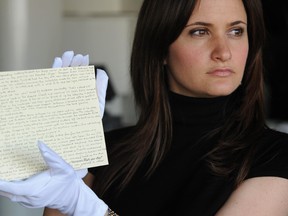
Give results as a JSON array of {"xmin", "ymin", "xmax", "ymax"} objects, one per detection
[
  {"xmin": 216, "ymin": 129, "xmax": 288, "ymax": 215},
  {"xmin": 216, "ymin": 176, "xmax": 288, "ymax": 215},
  {"xmin": 247, "ymin": 128, "xmax": 288, "ymax": 179}
]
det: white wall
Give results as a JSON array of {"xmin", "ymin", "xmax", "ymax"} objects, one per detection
[
  {"xmin": 63, "ymin": 0, "xmax": 142, "ymax": 14},
  {"xmin": 25, "ymin": 0, "xmax": 63, "ymax": 69},
  {"xmin": 0, "ymin": 0, "xmax": 62, "ymax": 71},
  {"xmin": 0, "ymin": 0, "xmax": 28, "ymax": 71}
]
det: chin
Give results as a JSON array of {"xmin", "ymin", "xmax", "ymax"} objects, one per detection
[{"xmin": 207, "ymin": 85, "xmax": 238, "ymax": 97}]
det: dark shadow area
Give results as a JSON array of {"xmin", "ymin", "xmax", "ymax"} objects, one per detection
[{"xmin": 262, "ymin": 0, "xmax": 288, "ymax": 120}]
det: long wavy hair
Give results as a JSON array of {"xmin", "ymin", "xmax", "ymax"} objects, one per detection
[{"xmin": 93, "ymin": 0, "xmax": 266, "ymax": 196}]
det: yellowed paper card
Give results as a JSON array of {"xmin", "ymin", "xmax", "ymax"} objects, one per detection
[{"xmin": 0, "ymin": 66, "xmax": 108, "ymax": 181}]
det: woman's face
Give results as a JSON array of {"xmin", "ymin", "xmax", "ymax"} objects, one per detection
[{"xmin": 165, "ymin": 0, "xmax": 249, "ymax": 98}]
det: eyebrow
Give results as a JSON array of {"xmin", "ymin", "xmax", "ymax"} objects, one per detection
[{"xmin": 185, "ymin": 20, "xmax": 247, "ymax": 28}]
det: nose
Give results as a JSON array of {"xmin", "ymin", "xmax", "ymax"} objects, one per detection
[{"xmin": 211, "ymin": 37, "xmax": 232, "ymax": 62}]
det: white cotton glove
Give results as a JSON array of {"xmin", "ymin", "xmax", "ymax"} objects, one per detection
[
  {"xmin": 0, "ymin": 141, "xmax": 108, "ymax": 216},
  {"xmin": 52, "ymin": 50, "xmax": 89, "ymax": 68}
]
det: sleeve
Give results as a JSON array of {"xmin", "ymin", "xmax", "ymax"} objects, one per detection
[{"xmin": 246, "ymin": 130, "xmax": 288, "ymax": 179}]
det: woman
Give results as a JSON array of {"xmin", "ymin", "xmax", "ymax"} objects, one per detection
[
  {"xmin": 2, "ymin": 0, "xmax": 288, "ymax": 215},
  {"xmin": 87, "ymin": 0, "xmax": 288, "ymax": 215}
]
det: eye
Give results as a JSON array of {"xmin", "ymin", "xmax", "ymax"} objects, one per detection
[
  {"xmin": 228, "ymin": 27, "xmax": 245, "ymax": 37},
  {"xmin": 189, "ymin": 28, "xmax": 209, "ymax": 37}
]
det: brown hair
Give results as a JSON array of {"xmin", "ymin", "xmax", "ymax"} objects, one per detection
[{"xmin": 94, "ymin": 0, "xmax": 266, "ymax": 196}]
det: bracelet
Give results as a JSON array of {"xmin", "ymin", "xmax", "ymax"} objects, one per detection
[{"xmin": 108, "ymin": 208, "xmax": 119, "ymax": 216}]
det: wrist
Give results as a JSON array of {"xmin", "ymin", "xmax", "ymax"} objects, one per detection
[
  {"xmin": 72, "ymin": 179, "xmax": 108, "ymax": 216},
  {"xmin": 107, "ymin": 208, "xmax": 119, "ymax": 216}
]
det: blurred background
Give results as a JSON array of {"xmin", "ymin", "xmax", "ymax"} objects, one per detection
[
  {"xmin": 262, "ymin": 0, "xmax": 288, "ymax": 132},
  {"xmin": 0, "ymin": 0, "xmax": 287, "ymax": 215}
]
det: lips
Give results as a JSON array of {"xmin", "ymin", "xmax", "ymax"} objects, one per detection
[{"xmin": 207, "ymin": 68, "xmax": 234, "ymax": 77}]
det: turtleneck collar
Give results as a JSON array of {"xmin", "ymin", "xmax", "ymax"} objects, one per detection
[{"xmin": 169, "ymin": 91, "xmax": 231, "ymax": 129}]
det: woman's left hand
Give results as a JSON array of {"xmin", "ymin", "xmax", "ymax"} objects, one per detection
[{"xmin": 0, "ymin": 141, "xmax": 108, "ymax": 216}]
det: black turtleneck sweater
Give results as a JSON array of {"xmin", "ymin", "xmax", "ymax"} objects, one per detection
[{"xmin": 89, "ymin": 92, "xmax": 288, "ymax": 216}]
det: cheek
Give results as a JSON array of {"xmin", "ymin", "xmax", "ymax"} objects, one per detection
[
  {"xmin": 234, "ymin": 45, "xmax": 249, "ymax": 76},
  {"xmin": 239, "ymin": 45, "xmax": 249, "ymax": 65},
  {"xmin": 168, "ymin": 45, "xmax": 201, "ymax": 71}
]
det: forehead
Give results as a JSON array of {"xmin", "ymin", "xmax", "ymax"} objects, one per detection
[{"xmin": 189, "ymin": 0, "xmax": 247, "ymax": 23}]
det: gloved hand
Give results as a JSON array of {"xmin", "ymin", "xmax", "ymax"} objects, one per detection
[{"xmin": 0, "ymin": 141, "xmax": 108, "ymax": 216}]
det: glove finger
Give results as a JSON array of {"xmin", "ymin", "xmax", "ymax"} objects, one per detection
[
  {"xmin": 52, "ymin": 57, "xmax": 63, "ymax": 68},
  {"xmin": 0, "ymin": 171, "xmax": 49, "ymax": 196},
  {"xmin": 0, "ymin": 189, "xmax": 43, "ymax": 208},
  {"xmin": 96, "ymin": 69, "xmax": 108, "ymax": 119},
  {"xmin": 9, "ymin": 191, "xmax": 47, "ymax": 208},
  {"xmin": 81, "ymin": 54, "xmax": 89, "ymax": 66},
  {"xmin": 61, "ymin": 51, "xmax": 74, "ymax": 67},
  {"xmin": 0, "ymin": 189, "xmax": 37, "ymax": 206},
  {"xmin": 18, "ymin": 200, "xmax": 44, "ymax": 209},
  {"xmin": 0, "ymin": 190, "xmax": 15, "ymax": 200},
  {"xmin": 70, "ymin": 54, "xmax": 84, "ymax": 66},
  {"xmin": 38, "ymin": 141, "xmax": 73, "ymax": 176}
]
